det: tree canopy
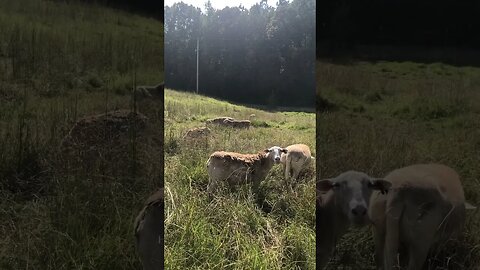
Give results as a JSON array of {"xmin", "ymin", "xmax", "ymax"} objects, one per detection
[{"xmin": 165, "ymin": 0, "xmax": 315, "ymax": 108}]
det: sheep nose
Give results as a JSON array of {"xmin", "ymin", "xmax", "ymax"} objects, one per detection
[
  {"xmin": 351, "ymin": 206, "xmax": 367, "ymax": 216},
  {"xmin": 275, "ymin": 157, "xmax": 280, "ymax": 161}
]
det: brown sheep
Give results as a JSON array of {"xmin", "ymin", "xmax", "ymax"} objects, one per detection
[
  {"xmin": 205, "ymin": 117, "xmax": 251, "ymax": 129},
  {"xmin": 222, "ymin": 119, "xmax": 251, "ymax": 129},
  {"xmin": 206, "ymin": 146, "xmax": 287, "ymax": 193}
]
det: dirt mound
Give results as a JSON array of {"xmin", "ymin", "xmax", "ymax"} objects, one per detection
[
  {"xmin": 60, "ymin": 110, "xmax": 148, "ymax": 176},
  {"xmin": 183, "ymin": 127, "xmax": 211, "ymax": 140},
  {"xmin": 61, "ymin": 110, "xmax": 147, "ymax": 149}
]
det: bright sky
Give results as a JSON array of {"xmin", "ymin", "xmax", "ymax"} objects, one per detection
[{"xmin": 165, "ymin": 0, "xmax": 273, "ymax": 11}]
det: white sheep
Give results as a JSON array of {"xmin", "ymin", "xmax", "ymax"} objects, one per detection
[{"xmin": 280, "ymin": 144, "xmax": 314, "ymax": 184}]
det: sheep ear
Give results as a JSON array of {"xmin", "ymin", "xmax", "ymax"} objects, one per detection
[
  {"xmin": 369, "ymin": 178, "xmax": 391, "ymax": 194},
  {"xmin": 281, "ymin": 148, "xmax": 288, "ymax": 153},
  {"xmin": 318, "ymin": 179, "xmax": 335, "ymax": 192},
  {"xmin": 264, "ymin": 148, "xmax": 270, "ymax": 153}
]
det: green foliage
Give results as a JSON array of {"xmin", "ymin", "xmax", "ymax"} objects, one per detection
[{"xmin": 164, "ymin": 89, "xmax": 316, "ymax": 269}]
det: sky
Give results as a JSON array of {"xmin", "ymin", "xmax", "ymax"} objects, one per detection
[{"xmin": 164, "ymin": 0, "xmax": 273, "ymax": 11}]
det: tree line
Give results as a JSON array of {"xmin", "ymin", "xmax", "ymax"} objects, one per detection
[
  {"xmin": 165, "ymin": 0, "xmax": 315, "ymax": 108},
  {"xmin": 317, "ymin": 0, "xmax": 480, "ymax": 62},
  {"xmin": 56, "ymin": 0, "xmax": 164, "ymax": 21}
]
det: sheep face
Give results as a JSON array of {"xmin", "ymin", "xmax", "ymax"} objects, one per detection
[
  {"xmin": 264, "ymin": 146, "xmax": 287, "ymax": 164},
  {"xmin": 318, "ymin": 171, "xmax": 391, "ymax": 226}
]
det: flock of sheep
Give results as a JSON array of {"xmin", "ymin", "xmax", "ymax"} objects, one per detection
[
  {"xmin": 184, "ymin": 116, "xmax": 315, "ymax": 194},
  {"xmin": 206, "ymin": 143, "xmax": 313, "ymax": 194},
  {"xmin": 132, "ymin": 112, "xmax": 478, "ymax": 270}
]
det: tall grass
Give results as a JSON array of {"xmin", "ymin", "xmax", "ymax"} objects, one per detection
[
  {"xmin": 164, "ymin": 90, "xmax": 316, "ymax": 269},
  {"xmin": 0, "ymin": 0, "xmax": 163, "ymax": 268},
  {"xmin": 317, "ymin": 60, "xmax": 480, "ymax": 269}
]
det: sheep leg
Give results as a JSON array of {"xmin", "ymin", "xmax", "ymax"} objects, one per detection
[
  {"xmin": 373, "ymin": 224, "xmax": 386, "ymax": 270},
  {"xmin": 291, "ymin": 167, "xmax": 300, "ymax": 181},
  {"xmin": 251, "ymin": 175, "xmax": 262, "ymax": 193},
  {"xmin": 384, "ymin": 201, "xmax": 403, "ymax": 270},
  {"xmin": 206, "ymin": 179, "xmax": 217, "ymax": 194},
  {"xmin": 405, "ymin": 206, "xmax": 444, "ymax": 270},
  {"xmin": 406, "ymin": 243, "xmax": 430, "ymax": 270},
  {"xmin": 284, "ymin": 161, "xmax": 289, "ymax": 182},
  {"xmin": 285, "ymin": 157, "xmax": 293, "ymax": 191}
]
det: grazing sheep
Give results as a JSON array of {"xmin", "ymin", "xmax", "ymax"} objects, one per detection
[
  {"xmin": 317, "ymin": 171, "xmax": 391, "ymax": 269},
  {"xmin": 222, "ymin": 118, "xmax": 251, "ymax": 129},
  {"xmin": 134, "ymin": 188, "xmax": 164, "ymax": 270},
  {"xmin": 205, "ymin": 117, "xmax": 251, "ymax": 129},
  {"xmin": 280, "ymin": 144, "xmax": 314, "ymax": 184},
  {"xmin": 206, "ymin": 146, "xmax": 287, "ymax": 194},
  {"xmin": 183, "ymin": 126, "xmax": 211, "ymax": 140},
  {"xmin": 368, "ymin": 164, "xmax": 475, "ymax": 270},
  {"xmin": 206, "ymin": 117, "xmax": 234, "ymax": 127}
]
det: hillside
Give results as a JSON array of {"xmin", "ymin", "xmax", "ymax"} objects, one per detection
[
  {"xmin": 164, "ymin": 89, "xmax": 316, "ymax": 269},
  {"xmin": 0, "ymin": 0, "xmax": 163, "ymax": 268},
  {"xmin": 317, "ymin": 60, "xmax": 480, "ymax": 269}
]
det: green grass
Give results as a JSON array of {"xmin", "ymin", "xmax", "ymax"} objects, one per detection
[
  {"xmin": 0, "ymin": 0, "xmax": 163, "ymax": 269},
  {"xmin": 164, "ymin": 89, "xmax": 316, "ymax": 269},
  {"xmin": 317, "ymin": 60, "xmax": 480, "ymax": 269}
]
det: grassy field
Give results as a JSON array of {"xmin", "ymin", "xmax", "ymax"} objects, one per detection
[
  {"xmin": 317, "ymin": 60, "xmax": 480, "ymax": 269},
  {"xmin": 164, "ymin": 89, "xmax": 316, "ymax": 269},
  {"xmin": 0, "ymin": 0, "xmax": 163, "ymax": 269}
]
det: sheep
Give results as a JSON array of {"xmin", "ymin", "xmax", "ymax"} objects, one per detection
[
  {"xmin": 368, "ymin": 164, "xmax": 476, "ymax": 270},
  {"xmin": 183, "ymin": 126, "xmax": 211, "ymax": 140},
  {"xmin": 134, "ymin": 188, "xmax": 164, "ymax": 270},
  {"xmin": 280, "ymin": 144, "xmax": 314, "ymax": 186},
  {"xmin": 205, "ymin": 117, "xmax": 234, "ymax": 127},
  {"xmin": 317, "ymin": 171, "xmax": 391, "ymax": 269},
  {"xmin": 206, "ymin": 146, "xmax": 287, "ymax": 194},
  {"xmin": 222, "ymin": 118, "xmax": 251, "ymax": 129},
  {"xmin": 205, "ymin": 117, "xmax": 251, "ymax": 129}
]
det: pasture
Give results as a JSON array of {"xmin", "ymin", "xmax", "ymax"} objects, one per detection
[
  {"xmin": 317, "ymin": 60, "xmax": 480, "ymax": 269},
  {"xmin": 164, "ymin": 89, "xmax": 316, "ymax": 269},
  {"xmin": 0, "ymin": 0, "xmax": 163, "ymax": 268}
]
